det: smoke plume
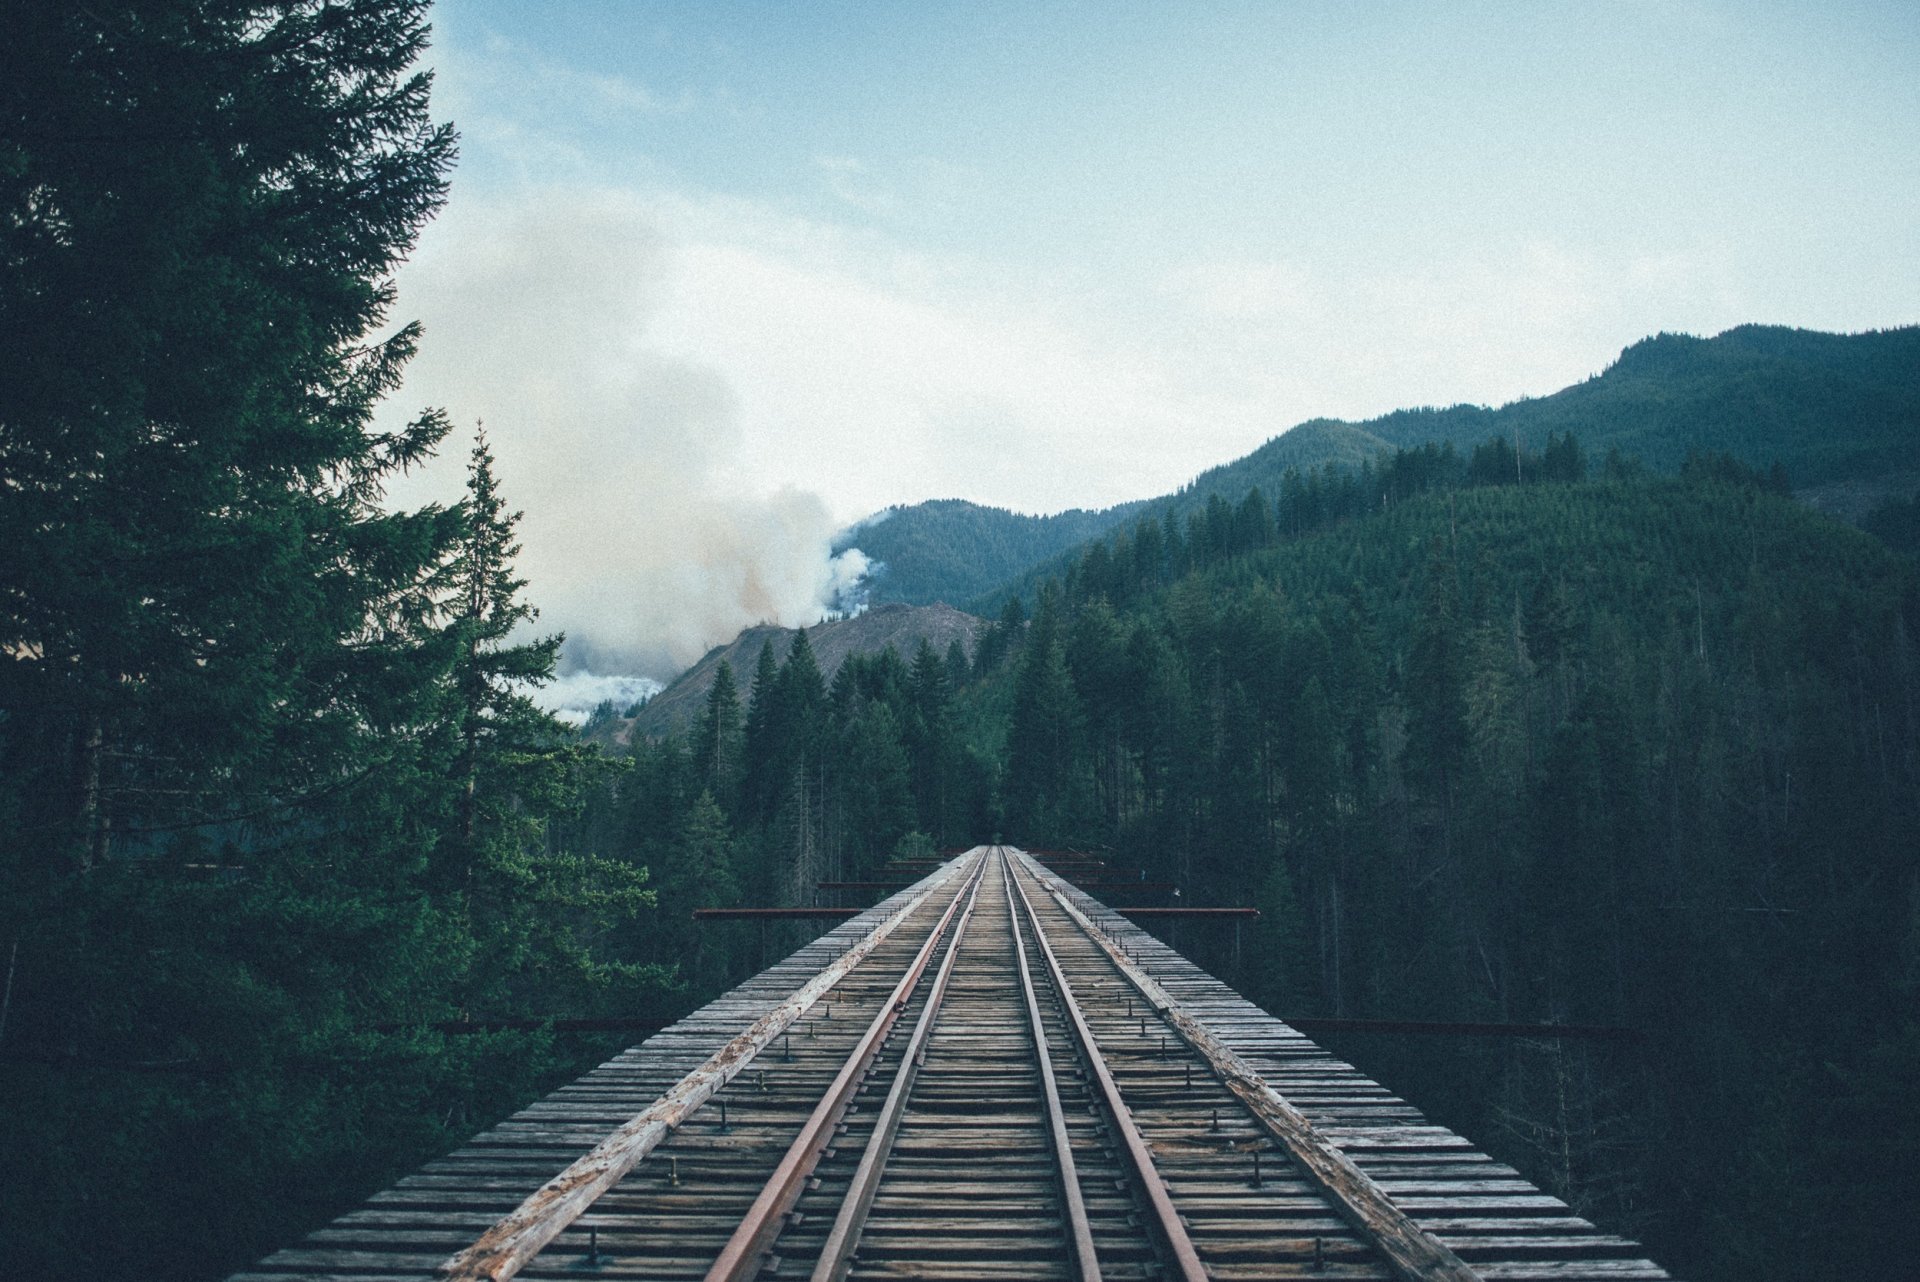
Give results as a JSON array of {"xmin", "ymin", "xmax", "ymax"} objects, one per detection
[{"xmin": 382, "ymin": 190, "xmax": 869, "ymax": 680}]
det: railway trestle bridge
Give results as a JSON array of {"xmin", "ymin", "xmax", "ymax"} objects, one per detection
[{"xmin": 233, "ymin": 847, "xmax": 1671, "ymax": 1281}]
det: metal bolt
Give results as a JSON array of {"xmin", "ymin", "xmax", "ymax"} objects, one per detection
[
  {"xmin": 585, "ymin": 1225, "xmax": 600, "ymax": 1266},
  {"xmin": 1250, "ymin": 1150, "xmax": 1264, "ymax": 1189},
  {"xmin": 669, "ymin": 1156, "xmax": 679, "ymax": 1187},
  {"xmin": 1313, "ymin": 1237, "xmax": 1325, "ymax": 1272},
  {"xmin": 758, "ymin": 1070, "xmax": 767, "ymax": 1093},
  {"xmin": 717, "ymin": 1099, "xmax": 730, "ymax": 1132},
  {"xmin": 1209, "ymin": 1108, "xmax": 1220, "ymax": 1132},
  {"xmin": 782, "ymin": 1032, "xmax": 793, "ymax": 1061}
]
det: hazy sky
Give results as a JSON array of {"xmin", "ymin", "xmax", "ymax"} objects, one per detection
[{"xmin": 381, "ymin": 0, "xmax": 1919, "ymax": 681}]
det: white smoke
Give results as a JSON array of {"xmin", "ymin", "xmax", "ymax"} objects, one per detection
[
  {"xmin": 534, "ymin": 672, "xmax": 665, "ymax": 727},
  {"xmin": 826, "ymin": 547, "xmax": 874, "ymax": 616},
  {"xmin": 381, "ymin": 190, "xmax": 867, "ymax": 679}
]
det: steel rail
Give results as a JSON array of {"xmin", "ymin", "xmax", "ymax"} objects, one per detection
[
  {"xmin": 1018, "ymin": 851, "xmax": 1484, "ymax": 1282},
  {"xmin": 1005, "ymin": 857, "xmax": 1210, "ymax": 1282},
  {"xmin": 1000, "ymin": 851, "xmax": 1103, "ymax": 1282},
  {"xmin": 703, "ymin": 855, "xmax": 990, "ymax": 1282},
  {"xmin": 436, "ymin": 852, "xmax": 981, "ymax": 1282},
  {"xmin": 806, "ymin": 851, "xmax": 989, "ymax": 1279}
]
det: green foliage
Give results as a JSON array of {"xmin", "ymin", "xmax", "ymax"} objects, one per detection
[
  {"xmin": 1862, "ymin": 491, "xmax": 1920, "ymax": 556},
  {"xmin": 0, "ymin": 9, "xmax": 662, "ymax": 1277},
  {"xmin": 837, "ymin": 498, "xmax": 1147, "ymax": 607},
  {"xmin": 970, "ymin": 447, "xmax": 1920, "ymax": 1280},
  {"xmin": 853, "ymin": 326, "xmax": 1918, "ymax": 614}
]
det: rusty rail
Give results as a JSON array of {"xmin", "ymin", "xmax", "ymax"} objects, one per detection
[
  {"xmin": 806, "ymin": 856, "xmax": 988, "ymax": 1279},
  {"xmin": 1000, "ymin": 853, "xmax": 1102, "ymax": 1282},
  {"xmin": 1006, "ymin": 857, "xmax": 1209, "ymax": 1282},
  {"xmin": 1020, "ymin": 852, "xmax": 1483, "ymax": 1282},
  {"xmin": 703, "ymin": 857, "xmax": 990, "ymax": 1282},
  {"xmin": 435, "ymin": 853, "xmax": 980, "ymax": 1282}
]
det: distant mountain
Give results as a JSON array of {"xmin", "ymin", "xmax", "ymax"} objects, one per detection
[
  {"xmin": 838, "ymin": 420, "xmax": 1391, "ymax": 608},
  {"xmin": 1357, "ymin": 324, "xmax": 1920, "ymax": 486},
  {"xmin": 617, "ymin": 603, "xmax": 984, "ymax": 742},
  {"xmin": 836, "ymin": 324, "xmax": 1920, "ymax": 608},
  {"xmin": 834, "ymin": 500, "xmax": 1148, "ymax": 608}
]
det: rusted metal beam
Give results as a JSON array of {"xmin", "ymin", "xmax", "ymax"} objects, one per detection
[
  {"xmin": 369, "ymin": 1018, "xmax": 668, "ymax": 1035},
  {"xmin": 1005, "ymin": 856, "xmax": 1208, "ymax": 1281},
  {"xmin": 1115, "ymin": 907, "xmax": 1259, "ymax": 918},
  {"xmin": 1000, "ymin": 855, "xmax": 1101, "ymax": 1282},
  {"xmin": 691, "ymin": 908, "xmax": 861, "ymax": 920},
  {"xmin": 819, "ymin": 879, "xmax": 1181, "ymax": 893},
  {"xmin": 809, "ymin": 864, "xmax": 988, "ymax": 1280},
  {"xmin": 1285, "ymin": 1017, "xmax": 1645, "ymax": 1043}
]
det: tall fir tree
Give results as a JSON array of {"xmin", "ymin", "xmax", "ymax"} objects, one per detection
[
  {"xmin": 0, "ymin": 0, "xmax": 459, "ymax": 877},
  {"xmin": 692, "ymin": 659, "xmax": 744, "ymax": 810}
]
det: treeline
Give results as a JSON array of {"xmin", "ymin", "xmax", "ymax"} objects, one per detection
[
  {"xmin": 1053, "ymin": 429, "xmax": 1633, "ymax": 608},
  {"xmin": 1340, "ymin": 324, "xmax": 1920, "ymax": 486},
  {"xmin": 838, "ymin": 497, "xmax": 1145, "ymax": 608},
  {"xmin": 984, "ymin": 443, "xmax": 1919, "ymax": 1280},
  {"xmin": 577, "ymin": 633, "xmax": 998, "ymax": 986},
  {"xmin": 1, "ymin": 8, "xmax": 665, "ymax": 1278}
]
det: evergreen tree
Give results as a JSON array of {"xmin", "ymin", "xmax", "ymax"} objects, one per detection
[
  {"xmin": 447, "ymin": 430, "xmax": 562, "ymax": 854},
  {"xmin": 945, "ymin": 636, "xmax": 972, "ymax": 689},
  {"xmin": 741, "ymin": 642, "xmax": 784, "ymax": 823},
  {"xmin": 438, "ymin": 434, "xmax": 648, "ymax": 1014},
  {"xmin": 692, "ymin": 659, "xmax": 744, "ymax": 809},
  {"xmin": 0, "ymin": 0, "xmax": 459, "ymax": 876},
  {"xmin": 1005, "ymin": 585, "xmax": 1085, "ymax": 841},
  {"xmin": 907, "ymin": 638, "xmax": 954, "ymax": 839}
]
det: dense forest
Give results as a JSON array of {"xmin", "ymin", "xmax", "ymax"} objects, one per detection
[
  {"xmin": 833, "ymin": 498, "xmax": 1149, "ymax": 609},
  {"xmin": 588, "ymin": 435, "xmax": 1920, "ymax": 1280},
  {"xmin": 847, "ymin": 324, "xmax": 1920, "ymax": 610},
  {"xmin": 4, "ymin": 6, "xmax": 1917, "ymax": 1282}
]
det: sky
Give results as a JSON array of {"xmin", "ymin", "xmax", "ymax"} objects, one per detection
[{"xmin": 378, "ymin": 0, "xmax": 1920, "ymax": 693}]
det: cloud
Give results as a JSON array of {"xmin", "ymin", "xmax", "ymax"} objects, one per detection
[{"xmin": 381, "ymin": 190, "xmax": 864, "ymax": 680}]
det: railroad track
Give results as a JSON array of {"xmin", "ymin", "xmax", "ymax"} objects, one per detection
[{"xmin": 235, "ymin": 847, "xmax": 1672, "ymax": 1282}]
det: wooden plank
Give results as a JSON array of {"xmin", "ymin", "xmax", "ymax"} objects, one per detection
[
  {"xmin": 434, "ymin": 852, "xmax": 980, "ymax": 1282},
  {"xmin": 1021, "ymin": 852, "xmax": 1483, "ymax": 1282}
]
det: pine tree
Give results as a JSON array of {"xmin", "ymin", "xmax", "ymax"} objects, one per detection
[
  {"xmin": 693, "ymin": 660, "xmax": 744, "ymax": 810},
  {"xmin": 448, "ymin": 430, "xmax": 563, "ymax": 856},
  {"xmin": 907, "ymin": 638, "xmax": 953, "ymax": 839},
  {"xmin": 742, "ymin": 642, "xmax": 785, "ymax": 823},
  {"xmin": 0, "ymin": 0, "xmax": 459, "ymax": 876},
  {"xmin": 944, "ymin": 636, "xmax": 972, "ymax": 689},
  {"xmin": 1005, "ymin": 585, "xmax": 1085, "ymax": 842}
]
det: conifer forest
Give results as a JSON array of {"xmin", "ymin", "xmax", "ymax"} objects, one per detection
[{"xmin": 2, "ymin": 4, "xmax": 1916, "ymax": 1281}]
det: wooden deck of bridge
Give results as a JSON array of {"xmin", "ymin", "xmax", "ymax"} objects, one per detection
[{"xmin": 230, "ymin": 849, "xmax": 1672, "ymax": 1282}]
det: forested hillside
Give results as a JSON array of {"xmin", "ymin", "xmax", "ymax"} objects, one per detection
[
  {"xmin": 978, "ymin": 442, "xmax": 1920, "ymax": 1280},
  {"xmin": 833, "ymin": 498, "xmax": 1146, "ymax": 606},
  {"xmin": 6, "ymin": 7, "xmax": 1914, "ymax": 1280},
  {"xmin": 615, "ymin": 603, "xmax": 983, "ymax": 741},
  {"xmin": 842, "ymin": 325, "xmax": 1920, "ymax": 610},
  {"xmin": 596, "ymin": 433, "xmax": 1920, "ymax": 1280}
]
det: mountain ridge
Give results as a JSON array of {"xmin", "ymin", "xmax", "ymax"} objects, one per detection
[
  {"xmin": 836, "ymin": 323, "xmax": 1920, "ymax": 609},
  {"xmin": 609, "ymin": 602, "xmax": 985, "ymax": 743}
]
